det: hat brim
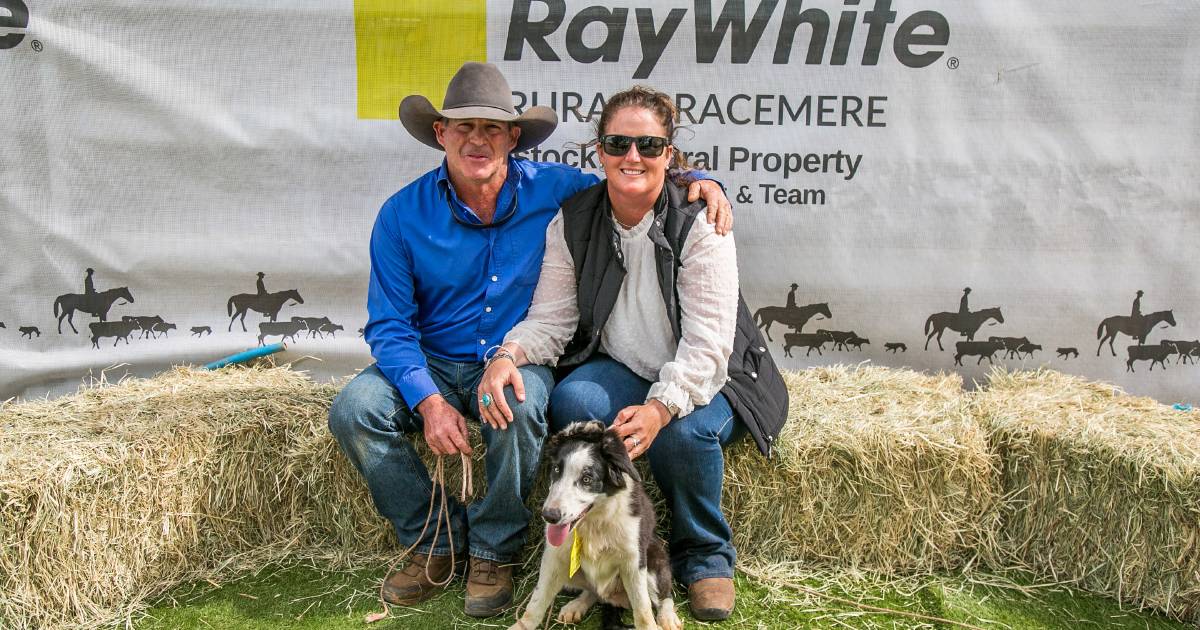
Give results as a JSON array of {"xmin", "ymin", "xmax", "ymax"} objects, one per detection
[{"xmin": 400, "ymin": 96, "xmax": 558, "ymax": 153}]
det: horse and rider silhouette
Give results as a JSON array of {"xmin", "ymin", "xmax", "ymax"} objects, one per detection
[
  {"xmin": 924, "ymin": 307, "xmax": 1005, "ymax": 351},
  {"xmin": 227, "ymin": 289, "xmax": 304, "ymax": 331},
  {"xmin": 754, "ymin": 302, "xmax": 832, "ymax": 342},
  {"xmin": 923, "ymin": 287, "xmax": 1005, "ymax": 351},
  {"xmin": 1096, "ymin": 312, "xmax": 1176, "ymax": 356},
  {"xmin": 1094, "ymin": 290, "xmax": 1176, "ymax": 357},
  {"xmin": 54, "ymin": 287, "xmax": 135, "ymax": 334}
]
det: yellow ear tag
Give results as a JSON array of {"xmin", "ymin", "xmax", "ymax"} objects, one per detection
[{"xmin": 569, "ymin": 529, "xmax": 584, "ymax": 578}]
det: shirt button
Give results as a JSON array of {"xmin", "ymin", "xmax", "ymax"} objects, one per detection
[
  {"xmin": 479, "ymin": 339, "xmax": 487, "ymax": 345},
  {"xmin": 750, "ymin": 371, "xmax": 758, "ymax": 379},
  {"xmin": 491, "ymin": 275, "xmax": 498, "ymax": 282},
  {"xmin": 485, "ymin": 306, "xmax": 492, "ymax": 313},
  {"xmin": 758, "ymin": 346, "xmax": 766, "ymax": 352}
]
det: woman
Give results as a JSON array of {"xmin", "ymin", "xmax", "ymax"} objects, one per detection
[{"xmin": 476, "ymin": 86, "xmax": 786, "ymax": 621}]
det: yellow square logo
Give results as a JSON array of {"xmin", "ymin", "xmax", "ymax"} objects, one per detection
[{"xmin": 353, "ymin": 1, "xmax": 487, "ymax": 120}]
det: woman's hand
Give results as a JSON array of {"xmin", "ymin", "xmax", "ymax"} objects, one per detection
[
  {"xmin": 476, "ymin": 357, "xmax": 524, "ymax": 431},
  {"xmin": 611, "ymin": 400, "xmax": 672, "ymax": 459}
]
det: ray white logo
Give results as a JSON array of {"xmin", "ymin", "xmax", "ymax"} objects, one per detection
[
  {"xmin": 505, "ymin": 0, "xmax": 950, "ymax": 79},
  {"xmin": 0, "ymin": 0, "xmax": 28, "ymax": 50}
]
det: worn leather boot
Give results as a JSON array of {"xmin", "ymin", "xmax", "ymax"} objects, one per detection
[
  {"xmin": 464, "ymin": 557, "xmax": 514, "ymax": 617},
  {"xmin": 689, "ymin": 577, "xmax": 735, "ymax": 621},
  {"xmin": 381, "ymin": 552, "xmax": 455, "ymax": 606}
]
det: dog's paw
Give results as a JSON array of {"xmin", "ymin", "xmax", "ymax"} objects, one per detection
[
  {"xmin": 557, "ymin": 596, "xmax": 594, "ymax": 624},
  {"xmin": 657, "ymin": 605, "xmax": 683, "ymax": 630}
]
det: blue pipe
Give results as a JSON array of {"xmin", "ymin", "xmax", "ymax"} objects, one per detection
[{"xmin": 203, "ymin": 343, "xmax": 286, "ymax": 370}]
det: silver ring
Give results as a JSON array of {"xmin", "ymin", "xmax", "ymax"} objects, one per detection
[
  {"xmin": 630, "ymin": 436, "xmax": 641, "ymax": 448},
  {"xmin": 481, "ymin": 393, "xmax": 492, "ymax": 408}
]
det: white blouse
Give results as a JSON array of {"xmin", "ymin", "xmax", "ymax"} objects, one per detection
[{"xmin": 504, "ymin": 207, "xmax": 738, "ymax": 418}]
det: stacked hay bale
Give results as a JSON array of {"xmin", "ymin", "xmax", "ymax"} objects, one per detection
[
  {"xmin": 0, "ymin": 367, "xmax": 389, "ymax": 629},
  {"xmin": 975, "ymin": 369, "xmax": 1200, "ymax": 624},
  {"xmin": 723, "ymin": 366, "xmax": 1001, "ymax": 575}
]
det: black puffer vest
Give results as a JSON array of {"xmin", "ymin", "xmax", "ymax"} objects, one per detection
[{"xmin": 556, "ymin": 181, "xmax": 788, "ymax": 459}]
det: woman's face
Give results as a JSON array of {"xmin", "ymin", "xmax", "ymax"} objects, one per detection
[{"xmin": 599, "ymin": 106, "xmax": 673, "ymax": 200}]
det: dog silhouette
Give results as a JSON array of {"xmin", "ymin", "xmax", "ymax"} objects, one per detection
[{"xmin": 1056, "ymin": 347, "xmax": 1079, "ymax": 360}]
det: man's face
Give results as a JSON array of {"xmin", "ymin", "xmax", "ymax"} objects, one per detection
[{"xmin": 433, "ymin": 118, "xmax": 521, "ymax": 187}]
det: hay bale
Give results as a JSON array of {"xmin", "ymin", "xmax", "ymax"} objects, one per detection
[
  {"xmin": 724, "ymin": 366, "xmax": 1001, "ymax": 575},
  {"xmin": 0, "ymin": 366, "xmax": 389, "ymax": 630},
  {"xmin": 974, "ymin": 368, "xmax": 1200, "ymax": 623}
]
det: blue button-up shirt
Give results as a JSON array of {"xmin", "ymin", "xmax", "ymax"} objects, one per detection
[{"xmin": 366, "ymin": 157, "xmax": 598, "ymax": 408}]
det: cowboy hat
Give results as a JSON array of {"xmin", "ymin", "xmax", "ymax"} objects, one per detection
[{"xmin": 399, "ymin": 62, "xmax": 557, "ymax": 153}]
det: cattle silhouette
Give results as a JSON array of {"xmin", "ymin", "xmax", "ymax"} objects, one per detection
[
  {"xmin": 19, "ymin": 326, "xmax": 41, "ymax": 339},
  {"xmin": 954, "ymin": 340, "xmax": 1003, "ymax": 366},
  {"xmin": 1162, "ymin": 340, "xmax": 1200, "ymax": 365},
  {"xmin": 54, "ymin": 287, "xmax": 135, "ymax": 334},
  {"xmin": 291, "ymin": 316, "xmax": 333, "ymax": 338},
  {"xmin": 1016, "ymin": 342, "xmax": 1041, "ymax": 359},
  {"xmin": 1056, "ymin": 347, "xmax": 1079, "ymax": 360},
  {"xmin": 258, "ymin": 320, "xmax": 305, "ymax": 346},
  {"xmin": 924, "ymin": 307, "xmax": 1004, "ymax": 351},
  {"xmin": 190, "ymin": 326, "xmax": 213, "ymax": 337},
  {"xmin": 319, "ymin": 322, "xmax": 345, "ymax": 338},
  {"xmin": 1096, "ymin": 310, "xmax": 1176, "ymax": 356},
  {"xmin": 89, "ymin": 320, "xmax": 139, "ymax": 348},
  {"xmin": 754, "ymin": 302, "xmax": 831, "ymax": 341},
  {"xmin": 884, "ymin": 342, "xmax": 907, "ymax": 353},
  {"xmin": 227, "ymin": 289, "xmax": 304, "ymax": 332},
  {"xmin": 1126, "ymin": 344, "xmax": 1172, "ymax": 372},
  {"xmin": 122, "ymin": 315, "xmax": 166, "ymax": 339},
  {"xmin": 845, "ymin": 335, "xmax": 870, "ymax": 350},
  {"xmin": 987, "ymin": 336, "xmax": 1032, "ymax": 360},
  {"xmin": 783, "ymin": 331, "xmax": 833, "ymax": 357},
  {"xmin": 0, "ymin": 322, "xmax": 5, "ymax": 330},
  {"xmin": 816, "ymin": 329, "xmax": 858, "ymax": 351},
  {"xmin": 151, "ymin": 322, "xmax": 177, "ymax": 337}
]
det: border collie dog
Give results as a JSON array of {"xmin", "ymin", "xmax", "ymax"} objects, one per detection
[{"xmin": 510, "ymin": 421, "xmax": 681, "ymax": 630}]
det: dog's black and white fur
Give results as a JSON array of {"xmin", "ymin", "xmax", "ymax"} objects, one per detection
[{"xmin": 510, "ymin": 421, "xmax": 680, "ymax": 630}]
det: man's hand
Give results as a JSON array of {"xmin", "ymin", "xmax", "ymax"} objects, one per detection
[
  {"xmin": 416, "ymin": 394, "xmax": 472, "ymax": 456},
  {"xmin": 476, "ymin": 357, "xmax": 525, "ymax": 431},
  {"xmin": 687, "ymin": 179, "xmax": 732, "ymax": 235},
  {"xmin": 610, "ymin": 401, "xmax": 672, "ymax": 460}
]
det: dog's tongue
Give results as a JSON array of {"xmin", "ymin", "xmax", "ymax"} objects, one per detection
[{"xmin": 546, "ymin": 522, "xmax": 570, "ymax": 547}]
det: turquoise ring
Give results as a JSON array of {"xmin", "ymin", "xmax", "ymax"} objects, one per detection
[{"xmin": 481, "ymin": 393, "xmax": 493, "ymax": 408}]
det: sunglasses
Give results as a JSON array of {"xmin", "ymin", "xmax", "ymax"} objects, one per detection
[{"xmin": 598, "ymin": 134, "xmax": 669, "ymax": 158}]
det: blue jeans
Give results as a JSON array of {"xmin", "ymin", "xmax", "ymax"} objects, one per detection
[
  {"xmin": 328, "ymin": 359, "xmax": 553, "ymax": 562},
  {"xmin": 548, "ymin": 355, "xmax": 745, "ymax": 585}
]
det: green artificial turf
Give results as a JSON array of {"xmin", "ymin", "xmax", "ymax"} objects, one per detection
[{"xmin": 137, "ymin": 562, "xmax": 1189, "ymax": 629}]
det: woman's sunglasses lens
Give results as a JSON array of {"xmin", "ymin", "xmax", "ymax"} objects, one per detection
[
  {"xmin": 602, "ymin": 136, "xmax": 633, "ymax": 155},
  {"xmin": 635, "ymin": 137, "xmax": 665, "ymax": 157}
]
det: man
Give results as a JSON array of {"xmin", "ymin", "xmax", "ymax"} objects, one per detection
[
  {"xmin": 84, "ymin": 268, "xmax": 96, "ymax": 295},
  {"xmin": 327, "ymin": 62, "xmax": 730, "ymax": 618},
  {"xmin": 255, "ymin": 272, "xmax": 267, "ymax": 296},
  {"xmin": 786, "ymin": 282, "xmax": 799, "ymax": 309},
  {"xmin": 1131, "ymin": 289, "xmax": 1144, "ymax": 320}
]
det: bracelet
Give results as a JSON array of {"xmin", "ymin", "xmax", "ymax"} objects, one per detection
[{"xmin": 485, "ymin": 348, "xmax": 516, "ymax": 370}]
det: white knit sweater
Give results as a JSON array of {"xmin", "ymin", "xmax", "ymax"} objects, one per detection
[{"xmin": 505, "ymin": 207, "xmax": 738, "ymax": 418}]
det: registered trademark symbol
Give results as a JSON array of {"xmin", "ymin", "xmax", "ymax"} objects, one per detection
[
  {"xmin": 31, "ymin": 40, "xmax": 43, "ymax": 52},
  {"xmin": 947, "ymin": 56, "xmax": 959, "ymax": 70}
]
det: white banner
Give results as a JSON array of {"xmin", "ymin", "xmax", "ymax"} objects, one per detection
[{"xmin": 1, "ymin": 1, "xmax": 1198, "ymax": 404}]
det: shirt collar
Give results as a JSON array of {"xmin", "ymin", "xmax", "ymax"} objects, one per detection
[{"xmin": 436, "ymin": 157, "xmax": 523, "ymax": 226}]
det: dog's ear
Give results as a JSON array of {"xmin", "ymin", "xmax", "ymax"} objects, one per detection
[{"xmin": 601, "ymin": 429, "xmax": 641, "ymax": 492}]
